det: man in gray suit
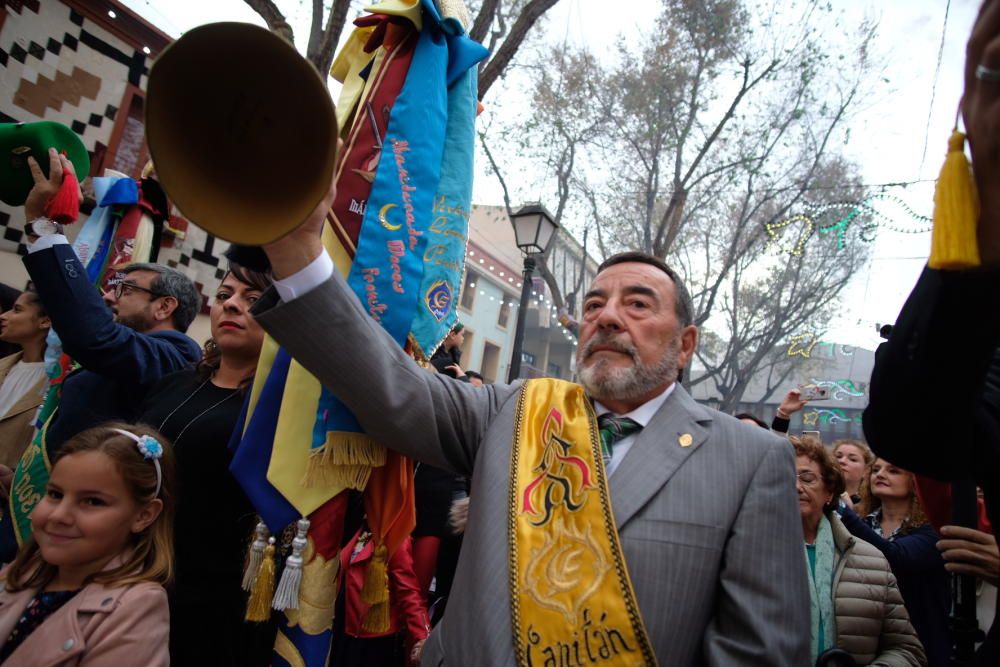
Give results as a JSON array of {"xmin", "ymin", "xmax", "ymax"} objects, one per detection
[{"xmin": 252, "ymin": 201, "xmax": 810, "ymax": 665}]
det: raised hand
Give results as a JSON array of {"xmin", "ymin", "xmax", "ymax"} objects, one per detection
[{"xmin": 24, "ymin": 148, "xmax": 73, "ymax": 222}]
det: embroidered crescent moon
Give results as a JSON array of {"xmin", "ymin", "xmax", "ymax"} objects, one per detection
[{"xmin": 378, "ymin": 203, "xmax": 401, "ymax": 231}]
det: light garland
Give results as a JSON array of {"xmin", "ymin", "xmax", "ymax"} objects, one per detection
[
  {"xmin": 765, "ymin": 193, "xmax": 933, "ymax": 256},
  {"xmin": 808, "ymin": 378, "xmax": 866, "ymax": 401},
  {"xmin": 786, "ymin": 333, "xmax": 819, "ymax": 358},
  {"xmin": 802, "ymin": 408, "xmax": 854, "ymax": 425},
  {"xmin": 464, "ymin": 247, "xmax": 579, "ymax": 344}
]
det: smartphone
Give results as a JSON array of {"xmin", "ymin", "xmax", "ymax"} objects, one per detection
[{"xmin": 799, "ymin": 384, "xmax": 829, "ymax": 401}]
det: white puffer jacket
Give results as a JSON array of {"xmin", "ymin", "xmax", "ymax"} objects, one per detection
[{"xmin": 829, "ymin": 512, "xmax": 927, "ymax": 666}]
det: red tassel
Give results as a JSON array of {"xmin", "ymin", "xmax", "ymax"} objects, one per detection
[{"xmin": 44, "ymin": 167, "xmax": 80, "ymax": 225}]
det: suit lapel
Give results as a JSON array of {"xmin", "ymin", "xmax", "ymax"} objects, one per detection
[{"xmin": 609, "ymin": 384, "xmax": 712, "ymax": 530}]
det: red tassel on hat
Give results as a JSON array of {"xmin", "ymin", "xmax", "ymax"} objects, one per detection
[{"xmin": 44, "ymin": 154, "xmax": 80, "ymax": 224}]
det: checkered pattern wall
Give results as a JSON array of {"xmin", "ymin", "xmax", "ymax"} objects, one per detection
[{"xmin": 0, "ymin": 1, "xmax": 236, "ymax": 310}]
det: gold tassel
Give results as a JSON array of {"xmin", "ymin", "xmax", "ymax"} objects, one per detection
[
  {"xmin": 361, "ymin": 542, "xmax": 389, "ymax": 603},
  {"xmin": 245, "ymin": 538, "xmax": 276, "ymax": 622},
  {"xmin": 929, "ymin": 130, "xmax": 981, "ymax": 269},
  {"xmin": 360, "ymin": 542, "xmax": 391, "ymax": 633},
  {"xmin": 300, "ymin": 435, "xmax": 387, "ymax": 489},
  {"xmin": 361, "ymin": 598, "xmax": 391, "ymax": 634}
]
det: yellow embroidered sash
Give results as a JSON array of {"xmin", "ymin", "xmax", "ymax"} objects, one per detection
[{"xmin": 510, "ymin": 379, "xmax": 657, "ymax": 666}]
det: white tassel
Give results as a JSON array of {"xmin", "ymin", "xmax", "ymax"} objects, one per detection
[
  {"xmin": 242, "ymin": 521, "xmax": 270, "ymax": 592},
  {"xmin": 272, "ymin": 518, "xmax": 310, "ymax": 611}
]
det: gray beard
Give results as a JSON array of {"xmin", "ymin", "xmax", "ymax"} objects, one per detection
[{"xmin": 577, "ymin": 333, "xmax": 679, "ymax": 404}]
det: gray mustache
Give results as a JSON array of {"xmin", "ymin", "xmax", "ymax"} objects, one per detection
[{"xmin": 582, "ymin": 333, "xmax": 638, "ymax": 361}]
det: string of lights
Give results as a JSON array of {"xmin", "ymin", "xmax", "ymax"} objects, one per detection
[
  {"xmin": 766, "ymin": 192, "xmax": 933, "ymax": 256},
  {"xmin": 465, "ymin": 248, "xmax": 579, "ymax": 345}
]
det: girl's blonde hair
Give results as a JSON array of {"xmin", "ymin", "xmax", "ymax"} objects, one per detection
[
  {"xmin": 856, "ymin": 458, "xmax": 928, "ymax": 535},
  {"xmin": 4, "ymin": 422, "xmax": 176, "ymax": 592}
]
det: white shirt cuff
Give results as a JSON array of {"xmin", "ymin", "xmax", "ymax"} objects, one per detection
[
  {"xmin": 273, "ymin": 251, "xmax": 334, "ymax": 302},
  {"xmin": 27, "ymin": 234, "xmax": 70, "ymax": 253}
]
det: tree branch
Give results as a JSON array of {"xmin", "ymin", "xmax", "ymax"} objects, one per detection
[
  {"xmin": 478, "ymin": 0, "xmax": 561, "ymax": 100},
  {"xmin": 242, "ymin": 0, "xmax": 294, "ymax": 43}
]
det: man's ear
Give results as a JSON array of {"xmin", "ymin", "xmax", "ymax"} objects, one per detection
[
  {"xmin": 38, "ymin": 315, "xmax": 51, "ymax": 331},
  {"xmin": 154, "ymin": 296, "xmax": 179, "ymax": 324},
  {"xmin": 678, "ymin": 325, "xmax": 698, "ymax": 369}
]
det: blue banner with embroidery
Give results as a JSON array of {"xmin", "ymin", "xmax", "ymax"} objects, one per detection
[
  {"xmin": 409, "ymin": 59, "xmax": 481, "ymax": 356},
  {"xmin": 311, "ymin": 11, "xmax": 449, "ymax": 463}
]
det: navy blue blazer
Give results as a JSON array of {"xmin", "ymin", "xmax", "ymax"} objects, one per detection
[
  {"xmin": 0, "ymin": 243, "xmax": 200, "ymax": 560},
  {"xmin": 23, "ymin": 242, "xmax": 202, "ymax": 450}
]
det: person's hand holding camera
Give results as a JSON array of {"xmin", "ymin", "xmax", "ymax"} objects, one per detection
[{"xmin": 775, "ymin": 388, "xmax": 810, "ymax": 420}]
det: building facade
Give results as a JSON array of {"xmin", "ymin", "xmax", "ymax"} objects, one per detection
[{"xmin": 457, "ymin": 204, "xmax": 596, "ymax": 383}]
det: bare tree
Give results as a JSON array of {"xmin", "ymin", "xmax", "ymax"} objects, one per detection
[
  {"xmin": 481, "ymin": 0, "xmax": 880, "ymax": 404},
  {"xmin": 244, "ymin": 0, "xmax": 562, "ymax": 98}
]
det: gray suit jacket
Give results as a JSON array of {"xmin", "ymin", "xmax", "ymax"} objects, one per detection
[{"xmin": 253, "ymin": 275, "xmax": 810, "ymax": 666}]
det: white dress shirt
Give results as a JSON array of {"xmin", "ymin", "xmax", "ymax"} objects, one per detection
[{"xmin": 273, "ymin": 250, "xmax": 335, "ymax": 302}]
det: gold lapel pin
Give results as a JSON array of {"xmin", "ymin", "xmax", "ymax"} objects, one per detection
[{"xmin": 678, "ymin": 433, "xmax": 693, "ymax": 448}]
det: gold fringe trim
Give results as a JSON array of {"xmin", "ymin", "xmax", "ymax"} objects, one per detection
[
  {"xmin": 300, "ymin": 434, "xmax": 387, "ymax": 489},
  {"xmin": 245, "ymin": 540, "xmax": 276, "ymax": 622}
]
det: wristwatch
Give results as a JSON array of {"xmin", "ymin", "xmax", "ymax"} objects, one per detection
[{"xmin": 28, "ymin": 217, "xmax": 64, "ymax": 237}]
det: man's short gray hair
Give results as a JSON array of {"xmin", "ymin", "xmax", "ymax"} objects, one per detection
[{"xmin": 123, "ymin": 263, "xmax": 201, "ymax": 333}]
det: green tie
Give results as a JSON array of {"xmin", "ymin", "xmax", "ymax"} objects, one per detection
[{"xmin": 597, "ymin": 414, "xmax": 643, "ymax": 468}]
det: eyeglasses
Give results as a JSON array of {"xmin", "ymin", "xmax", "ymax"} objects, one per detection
[
  {"xmin": 796, "ymin": 472, "xmax": 821, "ymax": 487},
  {"xmin": 113, "ymin": 281, "xmax": 165, "ymax": 301}
]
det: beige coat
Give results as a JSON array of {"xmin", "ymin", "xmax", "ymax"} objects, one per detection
[
  {"xmin": 0, "ymin": 574, "xmax": 169, "ymax": 666},
  {"xmin": 0, "ymin": 352, "xmax": 46, "ymax": 468},
  {"xmin": 830, "ymin": 512, "xmax": 927, "ymax": 666}
]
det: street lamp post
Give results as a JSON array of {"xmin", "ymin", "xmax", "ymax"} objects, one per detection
[{"xmin": 507, "ymin": 203, "xmax": 558, "ymax": 383}]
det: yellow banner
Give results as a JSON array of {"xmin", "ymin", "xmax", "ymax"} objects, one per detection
[{"xmin": 510, "ymin": 379, "xmax": 656, "ymax": 667}]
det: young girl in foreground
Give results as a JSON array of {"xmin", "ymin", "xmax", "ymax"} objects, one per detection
[{"xmin": 0, "ymin": 423, "xmax": 175, "ymax": 666}]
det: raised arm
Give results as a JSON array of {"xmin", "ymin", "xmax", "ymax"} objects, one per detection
[
  {"xmin": 252, "ymin": 268, "xmax": 516, "ymax": 477},
  {"xmin": 24, "ymin": 244, "xmax": 196, "ymax": 384},
  {"xmin": 839, "ymin": 506, "xmax": 944, "ymax": 579}
]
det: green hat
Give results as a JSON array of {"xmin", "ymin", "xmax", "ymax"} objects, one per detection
[{"xmin": 0, "ymin": 121, "xmax": 90, "ymax": 206}]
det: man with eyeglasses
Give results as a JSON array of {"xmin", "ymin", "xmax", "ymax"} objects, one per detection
[{"xmin": 0, "ymin": 149, "xmax": 202, "ymax": 561}]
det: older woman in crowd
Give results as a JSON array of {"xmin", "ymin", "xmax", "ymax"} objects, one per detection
[
  {"xmin": 839, "ymin": 458, "xmax": 949, "ymax": 665},
  {"xmin": 833, "ymin": 439, "xmax": 875, "ymax": 506},
  {"xmin": 793, "ymin": 435, "xmax": 925, "ymax": 666}
]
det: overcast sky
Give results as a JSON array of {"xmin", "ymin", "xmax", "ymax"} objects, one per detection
[{"xmin": 121, "ymin": 0, "xmax": 979, "ymax": 348}]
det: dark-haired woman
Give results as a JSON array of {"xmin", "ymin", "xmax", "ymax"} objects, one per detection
[
  {"xmin": 140, "ymin": 263, "xmax": 274, "ymax": 666},
  {"xmin": 0, "ymin": 290, "xmax": 50, "ymax": 467},
  {"xmin": 840, "ymin": 458, "xmax": 949, "ymax": 665}
]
